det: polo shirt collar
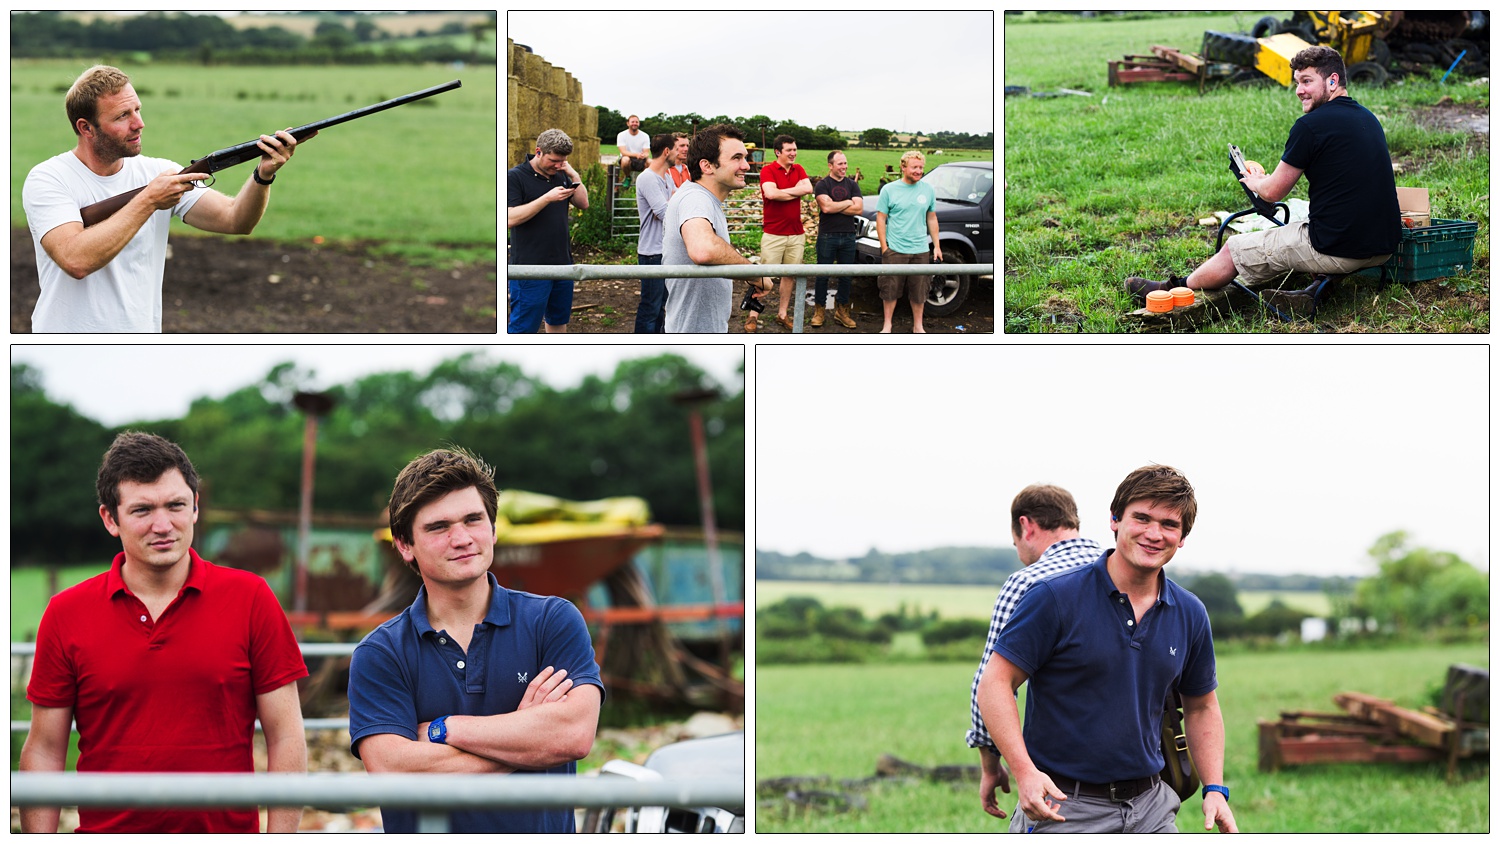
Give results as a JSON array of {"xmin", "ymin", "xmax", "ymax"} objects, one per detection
[
  {"xmin": 1093, "ymin": 550, "xmax": 1173, "ymax": 606},
  {"xmin": 105, "ymin": 547, "xmax": 207, "ymax": 598},
  {"xmin": 410, "ymin": 572, "xmax": 513, "ymax": 637}
]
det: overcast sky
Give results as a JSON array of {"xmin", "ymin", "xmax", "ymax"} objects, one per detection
[
  {"xmin": 11, "ymin": 345, "xmax": 744, "ymax": 427},
  {"xmin": 506, "ymin": 11, "xmax": 995, "ymax": 137},
  {"xmin": 755, "ymin": 344, "xmax": 1489, "ymax": 579}
]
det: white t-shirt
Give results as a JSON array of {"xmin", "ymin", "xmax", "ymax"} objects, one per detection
[
  {"xmin": 23, "ymin": 151, "xmax": 206, "ymax": 333},
  {"xmin": 616, "ymin": 129, "xmax": 649, "ymax": 158}
]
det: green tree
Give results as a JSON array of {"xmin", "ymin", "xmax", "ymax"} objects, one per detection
[
  {"xmin": 860, "ymin": 127, "xmax": 892, "ymax": 149},
  {"xmin": 1351, "ymin": 531, "xmax": 1488, "ymax": 632}
]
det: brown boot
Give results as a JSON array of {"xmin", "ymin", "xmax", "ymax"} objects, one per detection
[
  {"xmin": 810, "ymin": 305, "xmax": 825, "ymax": 328},
  {"xmin": 833, "ymin": 302, "xmax": 857, "ymax": 329}
]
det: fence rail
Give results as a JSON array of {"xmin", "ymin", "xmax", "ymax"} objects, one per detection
[
  {"xmin": 507, "ymin": 262, "xmax": 993, "ymax": 281},
  {"xmin": 11, "ymin": 772, "xmax": 744, "ymax": 833}
]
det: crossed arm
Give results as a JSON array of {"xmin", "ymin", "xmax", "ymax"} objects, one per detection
[
  {"xmin": 815, "ymin": 192, "xmax": 863, "ymax": 216},
  {"xmin": 761, "ymin": 177, "xmax": 812, "ymax": 202},
  {"xmin": 358, "ymin": 666, "xmax": 600, "ymax": 774}
]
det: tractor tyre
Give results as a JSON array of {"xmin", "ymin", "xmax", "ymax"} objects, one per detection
[
  {"xmin": 1347, "ymin": 61, "xmax": 1389, "ymax": 88},
  {"xmin": 1251, "ymin": 16, "xmax": 1282, "ymax": 39}
]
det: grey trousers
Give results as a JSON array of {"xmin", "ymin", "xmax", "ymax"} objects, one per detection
[{"xmin": 1007, "ymin": 779, "xmax": 1181, "ymax": 833}]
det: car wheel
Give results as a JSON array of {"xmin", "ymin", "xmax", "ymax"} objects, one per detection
[{"xmin": 926, "ymin": 252, "xmax": 971, "ymax": 317}]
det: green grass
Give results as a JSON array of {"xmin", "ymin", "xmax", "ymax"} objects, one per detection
[
  {"xmin": 1002, "ymin": 13, "xmax": 1489, "ymax": 333},
  {"xmin": 755, "ymin": 580, "xmax": 1334, "ymax": 622},
  {"xmin": 12, "ymin": 564, "xmax": 102, "ymax": 642},
  {"xmin": 755, "ymin": 643, "xmax": 1488, "ymax": 832},
  {"xmin": 11, "ymin": 60, "xmax": 497, "ymax": 259}
]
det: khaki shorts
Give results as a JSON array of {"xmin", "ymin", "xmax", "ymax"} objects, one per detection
[
  {"xmin": 760, "ymin": 232, "xmax": 805, "ymax": 279},
  {"xmin": 879, "ymin": 251, "xmax": 932, "ymax": 302},
  {"xmin": 1226, "ymin": 219, "xmax": 1391, "ymax": 284}
]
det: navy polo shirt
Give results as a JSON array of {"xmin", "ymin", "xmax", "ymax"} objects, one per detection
[
  {"xmin": 507, "ymin": 155, "xmax": 574, "ymax": 266},
  {"xmin": 992, "ymin": 551, "xmax": 1216, "ymax": 784},
  {"xmin": 347, "ymin": 573, "xmax": 604, "ymax": 833}
]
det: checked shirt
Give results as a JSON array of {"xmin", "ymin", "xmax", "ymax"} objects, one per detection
[{"xmin": 965, "ymin": 537, "xmax": 1103, "ymax": 753}]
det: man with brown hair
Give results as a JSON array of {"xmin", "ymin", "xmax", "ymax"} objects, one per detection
[
  {"xmin": 1126, "ymin": 45, "xmax": 1400, "ymax": 313},
  {"xmin": 22, "ymin": 432, "xmax": 308, "ymax": 833},
  {"xmin": 966, "ymin": 484, "xmax": 1102, "ymax": 818},
  {"xmin": 662, "ymin": 123, "xmax": 769, "ymax": 333},
  {"xmin": 348, "ymin": 447, "xmax": 603, "ymax": 833},
  {"xmin": 22, "ymin": 65, "xmax": 310, "ymax": 332},
  {"xmin": 977, "ymin": 466, "xmax": 1238, "ymax": 833},
  {"xmin": 759, "ymin": 133, "xmax": 813, "ymax": 330}
]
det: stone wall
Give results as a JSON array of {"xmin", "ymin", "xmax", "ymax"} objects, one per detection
[{"xmin": 507, "ymin": 39, "xmax": 600, "ymax": 170}]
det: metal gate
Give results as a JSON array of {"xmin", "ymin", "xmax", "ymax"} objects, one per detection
[{"xmin": 608, "ymin": 163, "xmax": 766, "ymax": 241}]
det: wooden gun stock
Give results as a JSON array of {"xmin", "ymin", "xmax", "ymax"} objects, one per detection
[
  {"xmin": 77, "ymin": 79, "xmax": 461, "ymax": 228},
  {"xmin": 79, "ymin": 158, "xmax": 215, "ymax": 228}
]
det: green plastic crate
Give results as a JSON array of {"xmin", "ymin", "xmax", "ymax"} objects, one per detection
[{"xmin": 1381, "ymin": 218, "xmax": 1478, "ymax": 283}]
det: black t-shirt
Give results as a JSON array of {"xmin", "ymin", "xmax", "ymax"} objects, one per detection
[
  {"xmin": 813, "ymin": 176, "xmax": 864, "ymax": 235},
  {"xmin": 1280, "ymin": 96, "xmax": 1401, "ymax": 258},
  {"xmin": 507, "ymin": 155, "xmax": 573, "ymax": 265}
]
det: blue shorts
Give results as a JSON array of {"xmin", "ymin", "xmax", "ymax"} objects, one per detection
[{"xmin": 508, "ymin": 279, "xmax": 574, "ymax": 332}]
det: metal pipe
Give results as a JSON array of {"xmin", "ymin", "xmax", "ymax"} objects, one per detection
[
  {"xmin": 506, "ymin": 262, "xmax": 993, "ymax": 280},
  {"xmin": 10, "ymin": 772, "xmax": 746, "ymax": 812}
]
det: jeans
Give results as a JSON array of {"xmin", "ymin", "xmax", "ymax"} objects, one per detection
[
  {"xmin": 507, "ymin": 278, "xmax": 574, "ymax": 333},
  {"xmin": 815, "ymin": 232, "xmax": 857, "ymax": 305},
  {"xmin": 635, "ymin": 254, "xmax": 667, "ymax": 334}
]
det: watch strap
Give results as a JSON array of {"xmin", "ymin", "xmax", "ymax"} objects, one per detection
[
  {"xmin": 1202, "ymin": 784, "xmax": 1230, "ymax": 803},
  {"xmin": 428, "ymin": 714, "xmax": 449, "ymax": 745}
]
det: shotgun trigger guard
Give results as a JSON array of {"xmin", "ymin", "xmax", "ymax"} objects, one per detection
[{"xmin": 198, "ymin": 174, "xmax": 215, "ymax": 189}]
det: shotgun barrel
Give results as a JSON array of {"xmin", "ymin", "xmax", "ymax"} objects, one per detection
[{"xmin": 78, "ymin": 79, "xmax": 462, "ymax": 228}]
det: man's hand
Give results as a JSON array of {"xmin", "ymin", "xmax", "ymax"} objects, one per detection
[
  {"xmin": 543, "ymin": 185, "xmax": 578, "ymax": 204},
  {"xmin": 1014, "ymin": 769, "xmax": 1067, "ymax": 824},
  {"xmin": 141, "ymin": 169, "xmax": 211, "ymax": 211},
  {"xmin": 979, "ymin": 754, "xmax": 1012, "ymax": 819},
  {"xmin": 518, "ymin": 666, "xmax": 573, "ymax": 710},
  {"xmin": 933, "ymin": 243, "xmax": 943, "ymax": 263},
  {"xmin": 255, "ymin": 128, "xmax": 310, "ymax": 179},
  {"xmin": 1203, "ymin": 793, "xmax": 1238, "ymax": 833}
]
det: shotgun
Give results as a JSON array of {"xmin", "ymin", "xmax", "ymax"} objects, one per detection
[{"xmin": 78, "ymin": 79, "xmax": 462, "ymax": 227}]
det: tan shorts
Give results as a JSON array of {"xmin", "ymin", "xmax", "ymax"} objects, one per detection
[
  {"xmin": 879, "ymin": 251, "xmax": 932, "ymax": 302},
  {"xmin": 1226, "ymin": 219, "xmax": 1391, "ymax": 283},
  {"xmin": 760, "ymin": 233, "xmax": 805, "ymax": 280}
]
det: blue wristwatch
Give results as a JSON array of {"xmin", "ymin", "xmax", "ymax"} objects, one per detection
[
  {"xmin": 428, "ymin": 715, "xmax": 450, "ymax": 745},
  {"xmin": 1202, "ymin": 784, "xmax": 1230, "ymax": 803}
]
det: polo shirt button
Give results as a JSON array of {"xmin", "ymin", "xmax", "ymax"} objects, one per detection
[
  {"xmin": 1127, "ymin": 620, "xmax": 1134, "ymax": 627},
  {"xmin": 457, "ymin": 660, "xmax": 465, "ymax": 669},
  {"xmin": 140, "ymin": 615, "xmax": 148, "ymax": 622},
  {"xmin": 439, "ymin": 638, "xmax": 447, "ymax": 644}
]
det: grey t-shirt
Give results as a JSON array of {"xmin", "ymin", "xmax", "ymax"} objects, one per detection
[{"xmin": 662, "ymin": 181, "xmax": 733, "ymax": 333}]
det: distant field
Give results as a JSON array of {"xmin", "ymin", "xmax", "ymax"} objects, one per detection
[
  {"xmin": 756, "ymin": 579, "xmax": 1335, "ymax": 620},
  {"xmin": 10, "ymin": 60, "xmax": 497, "ymax": 251},
  {"xmin": 12, "ymin": 564, "xmax": 100, "ymax": 641}
]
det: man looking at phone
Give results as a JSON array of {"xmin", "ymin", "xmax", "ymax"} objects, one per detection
[
  {"xmin": 507, "ymin": 128, "xmax": 589, "ymax": 333},
  {"xmin": 1125, "ymin": 46, "xmax": 1399, "ymax": 312}
]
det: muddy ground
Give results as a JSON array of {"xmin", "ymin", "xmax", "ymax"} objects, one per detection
[
  {"xmin": 11, "ymin": 228, "xmax": 498, "ymax": 334},
  {"xmin": 563, "ymin": 270, "xmax": 995, "ymax": 335}
]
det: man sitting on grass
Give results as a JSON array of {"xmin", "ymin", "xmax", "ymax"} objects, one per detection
[{"xmin": 1125, "ymin": 46, "xmax": 1400, "ymax": 314}]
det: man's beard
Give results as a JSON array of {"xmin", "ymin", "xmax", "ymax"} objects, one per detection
[{"xmin": 90, "ymin": 127, "xmax": 138, "ymax": 163}]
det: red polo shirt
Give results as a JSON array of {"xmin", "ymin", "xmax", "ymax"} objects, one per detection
[
  {"xmin": 760, "ymin": 161, "xmax": 809, "ymax": 235},
  {"xmin": 27, "ymin": 549, "xmax": 308, "ymax": 833}
]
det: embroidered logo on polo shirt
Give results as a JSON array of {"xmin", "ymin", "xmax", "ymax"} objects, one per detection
[
  {"xmin": 1170, "ymin": 647, "xmax": 1178, "ymax": 656},
  {"xmin": 518, "ymin": 671, "xmax": 529, "ymax": 683}
]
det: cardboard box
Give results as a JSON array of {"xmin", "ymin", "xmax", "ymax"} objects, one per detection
[{"xmin": 1397, "ymin": 186, "xmax": 1430, "ymax": 228}]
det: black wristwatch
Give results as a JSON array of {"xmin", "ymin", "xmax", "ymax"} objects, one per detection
[{"xmin": 253, "ymin": 167, "xmax": 275, "ymax": 186}]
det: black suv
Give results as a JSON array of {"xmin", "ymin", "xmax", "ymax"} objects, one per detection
[{"xmin": 853, "ymin": 160, "xmax": 994, "ymax": 317}]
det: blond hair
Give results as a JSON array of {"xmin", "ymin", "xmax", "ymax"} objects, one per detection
[
  {"xmin": 899, "ymin": 150, "xmax": 926, "ymax": 167},
  {"xmin": 66, "ymin": 65, "xmax": 132, "ymax": 135}
]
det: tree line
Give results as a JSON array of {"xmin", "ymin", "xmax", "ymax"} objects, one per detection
[
  {"xmin": 10, "ymin": 352, "xmax": 743, "ymax": 567},
  {"xmin": 596, "ymin": 107, "xmax": 994, "ymax": 153},
  {"xmin": 9, "ymin": 11, "xmax": 496, "ymax": 65}
]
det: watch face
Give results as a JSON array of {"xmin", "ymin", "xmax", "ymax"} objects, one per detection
[{"xmin": 429, "ymin": 723, "xmax": 441, "ymax": 740}]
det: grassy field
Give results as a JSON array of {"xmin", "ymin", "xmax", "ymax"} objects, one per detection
[
  {"xmin": 755, "ymin": 643, "xmax": 1489, "ymax": 832},
  {"xmin": 599, "ymin": 143, "xmax": 991, "ymax": 203},
  {"xmin": 1003, "ymin": 12, "xmax": 1489, "ymax": 332},
  {"xmin": 10, "ymin": 60, "xmax": 497, "ymax": 262},
  {"xmin": 755, "ymin": 579, "xmax": 1333, "ymax": 620}
]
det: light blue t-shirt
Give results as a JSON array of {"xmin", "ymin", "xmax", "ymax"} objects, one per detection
[{"xmin": 876, "ymin": 179, "xmax": 937, "ymax": 254}]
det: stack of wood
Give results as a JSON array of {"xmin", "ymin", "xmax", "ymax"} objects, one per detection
[{"xmin": 1258, "ymin": 665, "xmax": 1489, "ymax": 779}]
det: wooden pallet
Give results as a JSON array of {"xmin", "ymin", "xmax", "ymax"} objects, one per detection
[{"xmin": 1258, "ymin": 686, "xmax": 1488, "ymax": 778}]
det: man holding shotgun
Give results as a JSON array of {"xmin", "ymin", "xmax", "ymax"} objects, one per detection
[{"xmin": 22, "ymin": 65, "xmax": 311, "ymax": 333}]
